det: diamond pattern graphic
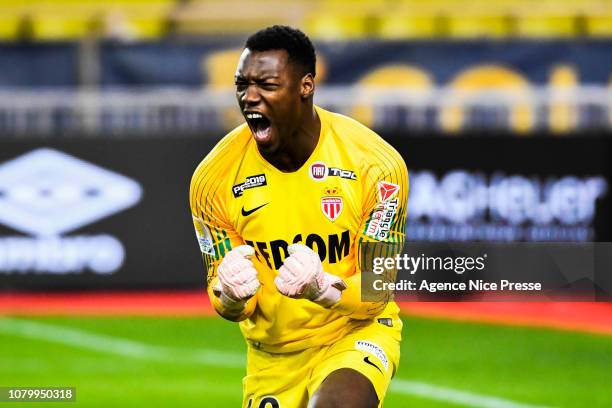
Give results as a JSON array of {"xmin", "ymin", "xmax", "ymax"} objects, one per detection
[{"xmin": 0, "ymin": 148, "xmax": 142, "ymax": 236}]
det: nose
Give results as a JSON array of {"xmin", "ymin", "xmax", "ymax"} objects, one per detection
[{"xmin": 241, "ymin": 84, "xmax": 260, "ymax": 106}]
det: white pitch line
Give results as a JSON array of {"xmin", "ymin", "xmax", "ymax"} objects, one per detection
[
  {"xmin": 0, "ymin": 317, "xmax": 244, "ymax": 368},
  {"xmin": 390, "ymin": 380, "xmax": 553, "ymax": 408},
  {"xmin": 0, "ymin": 318, "xmax": 553, "ymax": 408}
]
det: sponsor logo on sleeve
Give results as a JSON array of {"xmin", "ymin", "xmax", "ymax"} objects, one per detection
[
  {"xmin": 355, "ymin": 340, "xmax": 389, "ymax": 371},
  {"xmin": 194, "ymin": 220, "xmax": 215, "ymax": 256},
  {"xmin": 232, "ymin": 174, "xmax": 267, "ymax": 198},
  {"xmin": 366, "ymin": 198, "xmax": 398, "ymax": 240},
  {"xmin": 366, "ymin": 181, "xmax": 400, "ymax": 240},
  {"xmin": 377, "ymin": 181, "xmax": 399, "ymax": 202}
]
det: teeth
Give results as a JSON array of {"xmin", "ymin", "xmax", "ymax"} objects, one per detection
[{"xmin": 246, "ymin": 113, "xmax": 263, "ymax": 120}]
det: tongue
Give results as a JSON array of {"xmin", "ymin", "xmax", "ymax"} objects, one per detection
[{"xmin": 253, "ymin": 126, "xmax": 272, "ymax": 143}]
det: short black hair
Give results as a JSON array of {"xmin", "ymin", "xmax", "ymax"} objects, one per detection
[{"xmin": 245, "ymin": 25, "xmax": 316, "ymax": 77}]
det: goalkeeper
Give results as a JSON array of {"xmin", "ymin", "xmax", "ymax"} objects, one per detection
[{"xmin": 190, "ymin": 25, "xmax": 408, "ymax": 408}]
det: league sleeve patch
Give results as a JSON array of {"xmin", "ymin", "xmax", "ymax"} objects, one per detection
[
  {"xmin": 193, "ymin": 218, "xmax": 215, "ymax": 256},
  {"xmin": 355, "ymin": 340, "xmax": 389, "ymax": 371}
]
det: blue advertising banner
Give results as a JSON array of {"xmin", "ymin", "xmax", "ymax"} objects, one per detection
[
  {"xmin": 99, "ymin": 40, "xmax": 612, "ymax": 87},
  {"xmin": 0, "ymin": 40, "xmax": 610, "ymax": 89},
  {"xmin": 0, "ymin": 43, "xmax": 77, "ymax": 88}
]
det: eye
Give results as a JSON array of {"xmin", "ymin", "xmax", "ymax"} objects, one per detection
[
  {"xmin": 260, "ymin": 83, "xmax": 279, "ymax": 91},
  {"xmin": 235, "ymin": 81, "xmax": 247, "ymax": 92}
]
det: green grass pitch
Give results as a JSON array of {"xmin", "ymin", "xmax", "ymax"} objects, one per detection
[{"xmin": 0, "ymin": 315, "xmax": 611, "ymax": 407}]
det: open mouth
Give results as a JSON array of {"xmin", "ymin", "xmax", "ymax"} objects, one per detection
[{"xmin": 245, "ymin": 112, "xmax": 272, "ymax": 143}]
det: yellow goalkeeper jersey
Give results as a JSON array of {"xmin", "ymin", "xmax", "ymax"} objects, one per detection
[{"xmin": 190, "ymin": 106, "xmax": 408, "ymax": 353}]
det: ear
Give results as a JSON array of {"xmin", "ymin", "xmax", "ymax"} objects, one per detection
[{"xmin": 300, "ymin": 73, "xmax": 315, "ymax": 100}]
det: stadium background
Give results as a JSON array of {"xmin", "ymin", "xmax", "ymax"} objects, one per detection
[{"xmin": 0, "ymin": 0, "xmax": 611, "ymax": 406}]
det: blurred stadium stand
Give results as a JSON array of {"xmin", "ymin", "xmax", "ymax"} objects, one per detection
[
  {"xmin": 0, "ymin": 86, "xmax": 610, "ymax": 136},
  {"xmin": 0, "ymin": 0, "xmax": 611, "ymax": 40},
  {"xmin": 0, "ymin": 1, "xmax": 609, "ymax": 135}
]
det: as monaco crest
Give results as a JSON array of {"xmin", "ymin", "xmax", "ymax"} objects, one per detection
[{"xmin": 321, "ymin": 197, "xmax": 343, "ymax": 222}]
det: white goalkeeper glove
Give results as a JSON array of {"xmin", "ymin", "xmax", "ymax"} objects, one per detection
[
  {"xmin": 275, "ymin": 244, "xmax": 347, "ymax": 308},
  {"xmin": 213, "ymin": 245, "xmax": 260, "ymax": 310}
]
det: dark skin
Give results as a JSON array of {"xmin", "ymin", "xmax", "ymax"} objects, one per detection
[
  {"xmin": 308, "ymin": 369, "xmax": 379, "ymax": 408},
  {"xmin": 235, "ymin": 48, "xmax": 319, "ymax": 171},
  {"xmin": 235, "ymin": 49, "xmax": 380, "ymax": 408}
]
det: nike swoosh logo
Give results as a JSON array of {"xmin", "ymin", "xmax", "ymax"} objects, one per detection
[
  {"xmin": 363, "ymin": 356, "xmax": 383, "ymax": 373},
  {"xmin": 241, "ymin": 203, "xmax": 268, "ymax": 216}
]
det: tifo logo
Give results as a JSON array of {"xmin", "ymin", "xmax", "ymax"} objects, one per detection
[
  {"xmin": 232, "ymin": 174, "xmax": 267, "ymax": 198},
  {"xmin": 310, "ymin": 162, "xmax": 328, "ymax": 181},
  {"xmin": 0, "ymin": 148, "xmax": 142, "ymax": 274},
  {"xmin": 378, "ymin": 181, "xmax": 399, "ymax": 202}
]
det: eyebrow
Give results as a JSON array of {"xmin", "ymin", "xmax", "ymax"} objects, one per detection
[{"xmin": 234, "ymin": 74, "xmax": 279, "ymax": 81}]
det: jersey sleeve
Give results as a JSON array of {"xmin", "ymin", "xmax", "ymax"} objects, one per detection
[
  {"xmin": 331, "ymin": 144, "xmax": 408, "ymax": 319},
  {"xmin": 190, "ymin": 162, "xmax": 258, "ymax": 321}
]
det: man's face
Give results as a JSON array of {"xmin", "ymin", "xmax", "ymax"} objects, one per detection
[{"xmin": 235, "ymin": 48, "xmax": 305, "ymax": 153}]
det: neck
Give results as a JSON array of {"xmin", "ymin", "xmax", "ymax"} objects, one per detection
[{"xmin": 261, "ymin": 105, "xmax": 320, "ymax": 172}]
